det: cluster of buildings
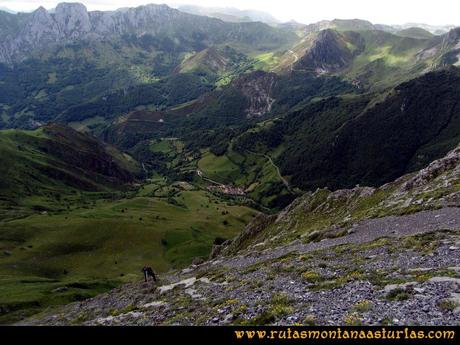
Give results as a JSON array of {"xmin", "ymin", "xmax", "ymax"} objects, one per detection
[{"xmin": 207, "ymin": 184, "xmax": 245, "ymax": 196}]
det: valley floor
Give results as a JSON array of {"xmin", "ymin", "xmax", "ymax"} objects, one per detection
[{"xmin": 21, "ymin": 207, "xmax": 460, "ymax": 326}]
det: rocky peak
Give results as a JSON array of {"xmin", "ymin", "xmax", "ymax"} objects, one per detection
[
  {"xmin": 29, "ymin": 6, "xmax": 53, "ymax": 25},
  {"xmin": 443, "ymin": 27, "xmax": 460, "ymax": 45},
  {"xmin": 316, "ymin": 28, "xmax": 337, "ymax": 40},
  {"xmin": 20, "ymin": 5, "xmax": 60, "ymax": 46},
  {"xmin": 401, "ymin": 144, "xmax": 460, "ymax": 191},
  {"xmin": 54, "ymin": 2, "xmax": 91, "ymax": 37},
  {"xmin": 55, "ymin": 2, "xmax": 88, "ymax": 14},
  {"xmin": 33, "ymin": 6, "xmax": 49, "ymax": 16},
  {"xmin": 298, "ymin": 29, "xmax": 352, "ymax": 74},
  {"xmin": 113, "ymin": 3, "xmax": 180, "ymax": 31},
  {"xmin": 233, "ymin": 71, "xmax": 277, "ymax": 118},
  {"xmin": 0, "ymin": 2, "xmax": 181, "ymax": 63}
]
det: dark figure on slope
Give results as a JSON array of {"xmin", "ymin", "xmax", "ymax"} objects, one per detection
[{"xmin": 142, "ymin": 266, "xmax": 157, "ymax": 283}]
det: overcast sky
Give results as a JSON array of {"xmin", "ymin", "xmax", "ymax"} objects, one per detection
[{"xmin": 1, "ymin": 0, "xmax": 459, "ymax": 26}]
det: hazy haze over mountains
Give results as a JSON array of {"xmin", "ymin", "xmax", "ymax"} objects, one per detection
[{"xmin": 1, "ymin": 0, "xmax": 459, "ymax": 26}]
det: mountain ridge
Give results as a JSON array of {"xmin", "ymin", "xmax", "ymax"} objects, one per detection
[{"xmin": 0, "ymin": 2, "xmax": 295, "ymax": 64}]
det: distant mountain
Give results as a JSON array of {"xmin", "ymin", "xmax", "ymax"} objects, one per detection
[
  {"xmin": 291, "ymin": 19, "xmax": 455, "ymax": 37},
  {"xmin": 0, "ymin": 2, "xmax": 294, "ymax": 64},
  {"xmin": 296, "ymin": 29, "xmax": 354, "ymax": 73},
  {"xmin": 277, "ymin": 20, "xmax": 306, "ymax": 31},
  {"xmin": 0, "ymin": 2, "xmax": 297, "ymax": 131},
  {"xmin": 396, "ymin": 27, "xmax": 434, "ymax": 39},
  {"xmin": 303, "ymin": 19, "xmax": 376, "ymax": 33},
  {"xmin": 1, "ymin": 3, "xmax": 460, "ymax": 198},
  {"xmin": 0, "ymin": 6, "xmax": 16, "ymax": 14},
  {"xmin": 393, "ymin": 23, "xmax": 456, "ymax": 35},
  {"xmin": 274, "ymin": 26, "xmax": 460, "ymax": 89},
  {"xmin": 177, "ymin": 5, "xmax": 280, "ymax": 24}
]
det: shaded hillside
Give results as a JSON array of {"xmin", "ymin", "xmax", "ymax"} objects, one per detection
[
  {"xmin": 0, "ymin": 124, "xmax": 140, "ymax": 218},
  {"xmin": 175, "ymin": 46, "xmax": 249, "ymax": 79},
  {"xmin": 99, "ymin": 69, "xmax": 357, "ymax": 152},
  {"xmin": 224, "ymin": 140, "xmax": 460, "ymax": 251},
  {"xmin": 235, "ymin": 67, "xmax": 460, "ymax": 191},
  {"xmin": 297, "ymin": 29, "xmax": 355, "ymax": 73}
]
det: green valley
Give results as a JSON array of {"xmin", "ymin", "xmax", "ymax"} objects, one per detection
[
  {"xmin": 0, "ymin": 125, "xmax": 257, "ymax": 323},
  {"xmin": 1, "ymin": 1, "xmax": 460, "ymax": 327}
]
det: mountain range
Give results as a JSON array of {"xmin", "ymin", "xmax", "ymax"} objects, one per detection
[
  {"xmin": 1, "ymin": 2, "xmax": 460, "ymax": 325},
  {"xmin": 176, "ymin": 4, "xmax": 280, "ymax": 24}
]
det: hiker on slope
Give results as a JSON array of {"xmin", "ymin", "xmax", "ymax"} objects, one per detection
[{"xmin": 142, "ymin": 265, "xmax": 157, "ymax": 283}]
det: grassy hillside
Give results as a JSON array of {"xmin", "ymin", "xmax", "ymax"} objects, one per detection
[
  {"xmin": 233, "ymin": 67, "xmax": 460, "ymax": 191},
  {"xmin": 0, "ymin": 124, "xmax": 140, "ymax": 220},
  {"xmin": 0, "ymin": 122, "xmax": 259, "ymax": 323},
  {"xmin": 0, "ymin": 184, "xmax": 257, "ymax": 323},
  {"xmin": 396, "ymin": 27, "xmax": 434, "ymax": 39},
  {"xmin": 127, "ymin": 133, "xmax": 296, "ymax": 210},
  {"xmin": 197, "ymin": 147, "xmax": 296, "ymax": 209},
  {"xmin": 17, "ymin": 137, "xmax": 460, "ymax": 327},
  {"xmin": 342, "ymin": 30, "xmax": 433, "ymax": 88}
]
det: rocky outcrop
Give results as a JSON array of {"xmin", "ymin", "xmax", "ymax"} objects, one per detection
[
  {"xmin": 297, "ymin": 29, "xmax": 353, "ymax": 74},
  {"xmin": 0, "ymin": 3, "xmax": 180, "ymax": 63},
  {"xmin": 401, "ymin": 145, "xmax": 460, "ymax": 191},
  {"xmin": 219, "ymin": 213, "xmax": 276, "ymax": 256},
  {"xmin": 231, "ymin": 142, "xmax": 460, "ymax": 248},
  {"xmin": 233, "ymin": 71, "xmax": 277, "ymax": 118},
  {"xmin": 442, "ymin": 27, "xmax": 460, "ymax": 50},
  {"xmin": 54, "ymin": 2, "xmax": 91, "ymax": 38}
]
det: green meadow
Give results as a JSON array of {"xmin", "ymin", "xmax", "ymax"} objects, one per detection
[{"xmin": 0, "ymin": 185, "xmax": 257, "ymax": 323}]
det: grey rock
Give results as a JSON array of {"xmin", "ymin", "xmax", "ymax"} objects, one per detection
[
  {"xmin": 52, "ymin": 287, "xmax": 69, "ymax": 293},
  {"xmin": 428, "ymin": 277, "xmax": 460, "ymax": 284},
  {"xmin": 384, "ymin": 282, "xmax": 418, "ymax": 294}
]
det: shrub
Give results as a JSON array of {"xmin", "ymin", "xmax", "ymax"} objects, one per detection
[
  {"xmin": 386, "ymin": 288, "xmax": 410, "ymax": 301},
  {"xmin": 353, "ymin": 300, "xmax": 373, "ymax": 312}
]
